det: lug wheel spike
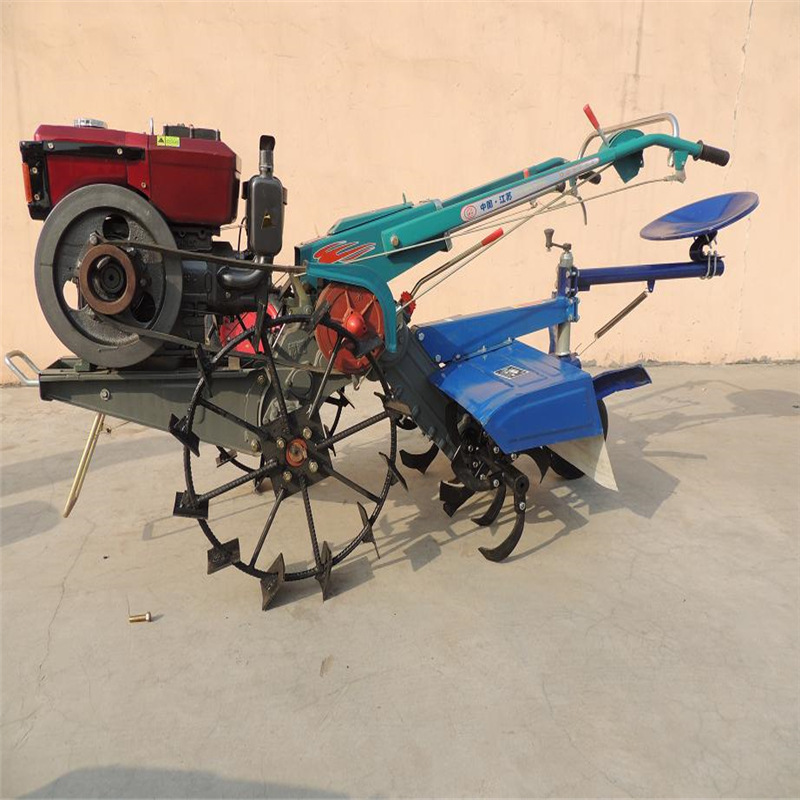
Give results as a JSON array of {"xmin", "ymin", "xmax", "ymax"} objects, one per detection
[
  {"xmin": 316, "ymin": 541, "xmax": 333, "ymax": 600},
  {"xmin": 168, "ymin": 414, "xmax": 200, "ymax": 456},
  {"xmin": 439, "ymin": 480, "xmax": 475, "ymax": 517},
  {"xmin": 322, "ymin": 424, "xmax": 336, "ymax": 457},
  {"xmin": 173, "ymin": 490, "xmax": 208, "ymax": 519},
  {"xmin": 357, "ymin": 502, "xmax": 380, "ymax": 558},
  {"xmin": 399, "ymin": 443, "xmax": 439, "ymax": 474},
  {"xmin": 479, "ymin": 502, "xmax": 526, "ymax": 563},
  {"xmin": 207, "ymin": 538, "xmax": 241, "ymax": 574},
  {"xmin": 260, "ymin": 553, "xmax": 285, "ymax": 610},
  {"xmin": 472, "ymin": 483, "xmax": 507, "ymax": 526},
  {"xmin": 380, "ymin": 452, "xmax": 408, "ymax": 491}
]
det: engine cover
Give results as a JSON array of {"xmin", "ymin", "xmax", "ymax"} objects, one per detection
[{"xmin": 21, "ymin": 124, "xmax": 240, "ymax": 226}]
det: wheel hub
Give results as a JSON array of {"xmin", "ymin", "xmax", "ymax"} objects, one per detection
[{"xmin": 78, "ymin": 243, "xmax": 137, "ymax": 315}]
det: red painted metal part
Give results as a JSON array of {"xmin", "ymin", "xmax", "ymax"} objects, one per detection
[
  {"xmin": 314, "ymin": 283, "xmax": 384, "ymax": 375},
  {"xmin": 218, "ymin": 306, "xmax": 278, "ymax": 354},
  {"xmin": 33, "ymin": 124, "xmax": 240, "ymax": 226}
]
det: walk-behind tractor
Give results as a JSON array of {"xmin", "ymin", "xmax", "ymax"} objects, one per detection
[{"xmin": 9, "ymin": 107, "xmax": 758, "ymax": 609}]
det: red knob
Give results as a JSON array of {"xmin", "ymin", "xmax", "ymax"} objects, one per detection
[
  {"xmin": 344, "ymin": 310, "xmax": 369, "ymax": 339},
  {"xmin": 481, "ymin": 228, "xmax": 504, "ymax": 247}
]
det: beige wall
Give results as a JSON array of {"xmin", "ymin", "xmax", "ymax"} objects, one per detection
[{"xmin": 2, "ymin": 0, "xmax": 798, "ymax": 383}]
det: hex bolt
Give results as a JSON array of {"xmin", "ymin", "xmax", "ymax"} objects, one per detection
[
  {"xmin": 99, "ymin": 388, "xmax": 110, "ymax": 401},
  {"xmin": 256, "ymin": 373, "xmax": 267, "ymax": 386},
  {"xmin": 128, "ymin": 612, "xmax": 151, "ymax": 623},
  {"xmin": 492, "ymin": 445, "xmax": 500, "ymax": 454},
  {"xmin": 308, "ymin": 461, "xmax": 319, "ymax": 473},
  {"xmin": 390, "ymin": 234, "xmax": 400, "ymax": 247},
  {"xmin": 250, "ymin": 440, "xmax": 261, "ymax": 453},
  {"xmin": 116, "ymin": 147, "xmax": 123, "ymax": 156},
  {"xmin": 140, "ymin": 181, "xmax": 147, "ymax": 189},
  {"xmin": 518, "ymin": 501, "xmax": 526, "ymax": 511},
  {"xmin": 417, "ymin": 332, "xmax": 425, "ymax": 341},
  {"xmin": 479, "ymin": 473, "xmax": 487, "ymax": 481},
  {"xmin": 33, "ymin": 193, "xmax": 41, "ymax": 201},
  {"xmin": 47, "ymin": 142, "xmax": 54, "ymax": 150},
  {"xmin": 472, "ymin": 460, "xmax": 479, "ymax": 468},
  {"xmin": 492, "ymin": 478, "xmax": 500, "ymax": 488},
  {"xmin": 89, "ymin": 232, "xmax": 100, "ymax": 245},
  {"xmin": 282, "ymin": 470, "xmax": 292, "ymax": 483},
  {"xmin": 31, "ymin": 166, "xmax": 39, "ymax": 175},
  {"xmin": 275, "ymin": 437, "xmax": 286, "ymax": 450},
  {"xmin": 302, "ymin": 427, "xmax": 312, "ymax": 440}
]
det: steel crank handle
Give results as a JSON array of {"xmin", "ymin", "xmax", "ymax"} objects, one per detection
[{"xmin": 3, "ymin": 350, "xmax": 40, "ymax": 386}]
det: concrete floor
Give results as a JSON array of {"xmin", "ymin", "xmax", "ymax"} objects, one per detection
[{"xmin": 1, "ymin": 364, "xmax": 798, "ymax": 798}]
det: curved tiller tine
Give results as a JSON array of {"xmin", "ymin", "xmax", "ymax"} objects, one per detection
[
  {"xmin": 478, "ymin": 469, "xmax": 529, "ymax": 562},
  {"xmin": 471, "ymin": 483, "xmax": 506, "ymax": 526}
]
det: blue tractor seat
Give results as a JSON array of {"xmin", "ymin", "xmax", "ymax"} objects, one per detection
[{"xmin": 640, "ymin": 191, "xmax": 759, "ymax": 241}]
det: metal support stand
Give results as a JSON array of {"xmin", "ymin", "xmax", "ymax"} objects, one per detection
[{"xmin": 63, "ymin": 412, "xmax": 105, "ymax": 518}]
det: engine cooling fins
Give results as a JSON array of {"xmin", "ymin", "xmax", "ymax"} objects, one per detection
[{"xmin": 400, "ymin": 443, "xmax": 439, "ymax": 474}]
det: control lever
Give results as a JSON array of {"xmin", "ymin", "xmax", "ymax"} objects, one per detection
[
  {"xmin": 544, "ymin": 228, "xmax": 571, "ymax": 253},
  {"xmin": 583, "ymin": 104, "xmax": 611, "ymax": 147}
]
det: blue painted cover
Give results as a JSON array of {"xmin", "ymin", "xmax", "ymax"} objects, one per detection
[
  {"xmin": 640, "ymin": 191, "xmax": 759, "ymax": 240},
  {"xmin": 429, "ymin": 340, "xmax": 603, "ymax": 453},
  {"xmin": 416, "ymin": 297, "xmax": 571, "ymax": 364}
]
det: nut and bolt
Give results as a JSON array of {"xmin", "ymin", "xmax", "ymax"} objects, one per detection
[
  {"xmin": 308, "ymin": 460, "xmax": 319, "ymax": 473},
  {"xmin": 256, "ymin": 373, "xmax": 267, "ymax": 386},
  {"xmin": 302, "ymin": 427, "xmax": 312, "ymax": 440},
  {"xmin": 33, "ymin": 193, "xmax": 41, "ymax": 201},
  {"xmin": 479, "ymin": 473, "xmax": 487, "ymax": 481},
  {"xmin": 275, "ymin": 437, "xmax": 286, "ymax": 450},
  {"xmin": 47, "ymin": 142, "xmax": 54, "ymax": 150},
  {"xmin": 472, "ymin": 460, "xmax": 479, "ymax": 468},
  {"xmin": 31, "ymin": 166, "xmax": 39, "ymax": 175},
  {"xmin": 140, "ymin": 181, "xmax": 147, "ymax": 189},
  {"xmin": 89, "ymin": 232, "xmax": 99, "ymax": 245},
  {"xmin": 99, "ymin": 388, "xmax": 110, "ymax": 401},
  {"xmin": 250, "ymin": 440, "xmax": 261, "ymax": 453},
  {"xmin": 518, "ymin": 501, "xmax": 526, "ymax": 511},
  {"xmin": 282, "ymin": 470, "xmax": 292, "ymax": 483},
  {"xmin": 492, "ymin": 445, "xmax": 500, "ymax": 454},
  {"xmin": 492, "ymin": 478, "xmax": 500, "ymax": 488},
  {"xmin": 390, "ymin": 234, "xmax": 400, "ymax": 247},
  {"xmin": 116, "ymin": 147, "xmax": 123, "ymax": 155},
  {"xmin": 128, "ymin": 612, "xmax": 151, "ymax": 623}
]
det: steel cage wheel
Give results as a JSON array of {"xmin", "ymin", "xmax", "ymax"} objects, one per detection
[{"xmin": 179, "ymin": 313, "xmax": 398, "ymax": 584}]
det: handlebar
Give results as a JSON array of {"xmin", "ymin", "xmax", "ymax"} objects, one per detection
[{"xmin": 694, "ymin": 140, "xmax": 731, "ymax": 167}]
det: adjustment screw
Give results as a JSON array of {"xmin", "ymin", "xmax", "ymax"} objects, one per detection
[
  {"xmin": 282, "ymin": 470, "xmax": 292, "ymax": 483},
  {"xmin": 275, "ymin": 437, "xmax": 286, "ymax": 450},
  {"xmin": 99, "ymin": 388, "xmax": 110, "ymax": 401},
  {"xmin": 308, "ymin": 461, "xmax": 319, "ymax": 473},
  {"xmin": 302, "ymin": 427, "xmax": 312, "ymax": 440},
  {"xmin": 250, "ymin": 440, "xmax": 261, "ymax": 453},
  {"xmin": 256, "ymin": 373, "xmax": 267, "ymax": 386}
]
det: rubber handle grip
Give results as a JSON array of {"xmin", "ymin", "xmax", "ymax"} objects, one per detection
[
  {"xmin": 694, "ymin": 140, "xmax": 730, "ymax": 167},
  {"xmin": 481, "ymin": 228, "xmax": 504, "ymax": 246},
  {"xmin": 583, "ymin": 104, "xmax": 601, "ymax": 131}
]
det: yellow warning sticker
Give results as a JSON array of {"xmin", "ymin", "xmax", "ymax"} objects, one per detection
[{"xmin": 156, "ymin": 135, "xmax": 181, "ymax": 147}]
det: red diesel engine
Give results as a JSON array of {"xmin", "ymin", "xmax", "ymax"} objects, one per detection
[{"xmin": 20, "ymin": 119, "xmax": 286, "ymax": 367}]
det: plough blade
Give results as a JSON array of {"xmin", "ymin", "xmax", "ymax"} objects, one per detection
[
  {"xmin": 472, "ymin": 483, "xmax": 506, "ymax": 526},
  {"xmin": 399, "ymin": 443, "xmax": 439, "ymax": 474}
]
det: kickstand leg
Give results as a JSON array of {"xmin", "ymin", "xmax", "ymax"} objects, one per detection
[{"xmin": 63, "ymin": 412, "xmax": 105, "ymax": 518}]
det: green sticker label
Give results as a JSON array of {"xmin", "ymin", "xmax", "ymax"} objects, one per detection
[{"xmin": 156, "ymin": 135, "xmax": 180, "ymax": 147}]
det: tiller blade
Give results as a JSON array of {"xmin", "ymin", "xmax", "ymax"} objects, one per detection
[
  {"xmin": 399, "ymin": 443, "xmax": 439, "ymax": 474},
  {"xmin": 478, "ymin": 468, "xmax": 530, "ymax": 563},
  {"xmin": 471, "ymin": 483, "xmax": 506, "ymax": 526},
  {"xmin": 439, "ymin": 481, "xmax": 475, "ymax": 517}
]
